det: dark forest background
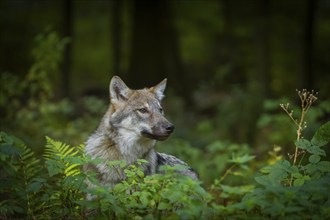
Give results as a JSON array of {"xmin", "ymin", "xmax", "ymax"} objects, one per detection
[
  {"xmin": 1, "ymin": 0, "xmax": 330, "ymax": 96},
  {"xmin": 0, "ymin": 0, "xmax": 329, "ymax": 183}
]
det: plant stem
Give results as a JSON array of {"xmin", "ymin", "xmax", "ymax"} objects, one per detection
[
  {"xmin": 293, "ymin": 108, "xmax": 305, "ymax": 166},
  {"xmin": 219, "ymin": 164, "xmax": 237, "ymax": 184}
]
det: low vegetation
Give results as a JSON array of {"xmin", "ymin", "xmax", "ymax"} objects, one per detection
[{"xmin": 1, "ymin": 89, "xmax": 329, "ymax": 219}]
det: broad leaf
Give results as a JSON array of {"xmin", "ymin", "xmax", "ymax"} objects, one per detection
[
  {"xmin": 295, "ymin": 139, "xmax": 310, "ymax": 150},
  {"xmin": 307, "ymin": 146, "xmax": 326, "ymax": 156},
  {"xmin": 308, "ymin": 155, "xmax": 320, "ymax": 164},
  {"xmin": 311, "ymin": 121, "xmax": 330, "ymax": 147},
  {"xmin": 293, "ymin": 178, "xmax": 304, "ymax": 186},
  {"xmin": 255, "ymin": 175, "xmax": 270, "ymax": 186}
]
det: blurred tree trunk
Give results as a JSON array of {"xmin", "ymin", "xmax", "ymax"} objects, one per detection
[
  {"xmin": 112, "ymin": 0, "xmax": 122, "ymax": 75},
  {"xmin": 127, "ymin": 0, "xmax": 162, "ymax": 87},
  {"xmin": 62, "ymin": 0, "xmax": 72, "ymax": 98},
  {"xmin": 164, "ymin": 2, "xmax": 191, "ymax": 103},
  {"xmin": 301, "ymin": 0, "xmax": 316, "ymax": 90},
  {"xmin": 257, "ymin": 0, "xmax": 271, "ymax": 97},
  {"xmin": 245, "ymin": 0, "xmax": 271, "ymax": 145},
  {"xmin": 219, "ymin": 0, "xmax": 245, "ymax": 84},
  {"xmin": 128, "ymin": 0, "xmax": 191, "ymax": 102}
]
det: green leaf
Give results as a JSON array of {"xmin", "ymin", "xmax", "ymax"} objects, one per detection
[
  {"xmin": 289, "ymin": 165, "xmax": 299, "ymax": 174},
  {"xmin": 292, "ymin": 172, "xmax": 303, "ymax": 179},
  {"xmin": 0, "ymin": 143, "xmax": 21, "ymax": 156},
  {"xmin": 278, "ymin": 160, "xmax": 292, "ymax": 172},
  {"xmin": 113, "ymin": 183, "xmax": 126, "ymax": 193},
  {"xmin": 172, "ymin": 164, "xmax": 190, "ymax": 171},
  {"xmin": 108, "ymin": 160, "xmax": 126, "ymax": 168},
  {"xmin": 296, "ymin": 138, "xmax": 325, "ymax": 156},
  {"xmin": 309, "ymin": 155, "xmax": 321, "ymax": 164},
  {"xmin": 317, "ymin": 161, "xmax": 330, "ymax": 172},
  {"xmin": 167, "ymin": 191, "xmax": 184, "ymax": 203},
  {"xmin": 137, "ymin": 169, "xmax": 145, "ymax": 178},
  {"xmin": 255, "ymin": 175, "xmax": 270, "ymax": 186},
  {"xmin": 305, "ymin": 163, "xmax": 318, "ymax": 175},
  {"xmin": 27, "ymin": 181, "xmax": 43, "ymax": 192},
  {"xmin": 140, "ymin": 192, "xmax": 150, "ymax": 207},
  {"xmin": 10, "ymin": 205, "xmax": 24, "ymax": 214},
  {"xmin": 260, "ymin": 165, "xmax": 272, "ymax": 174},
  {"xmin": 295, "ymin": 139, "xmax": 311, "ymax": 150},
  {"xmin": 229, "ymin": 154, "xmax": 255, "ymax": 164},
  {"xmin": 220, "ymin": 184, "xmax": 254, "ymax": 195},
  {"xmin": 45, "ymin": 160, "xmax": 64, "ymax": 177},
  {"xmin": 137, "ymin": 159, "xmax": 148, "ymax": 165},
  {"xmin": 311, "ymin": 121, "xmax": 330, "ymax": 147},
  {"xmin": 303, "ymin": 175, "xmax": 311, "ymax": 181},
  {"xmin": 158, "ymin": 202, "xmax": 171, "ymax": 210},
  {"xmin": 64, "ymin": 156, "xmax": 84, "ymax": 165},
  {"xmin": 293, "ymin": 178, "xmax": 304, "ymax": 186},
  {"xmin": 65, "ymin": 164, "xmax": 81, "ymax": 176},
  {"xmin": 307, "ymin": 146, "xmax": 326, "ymax": 156}
]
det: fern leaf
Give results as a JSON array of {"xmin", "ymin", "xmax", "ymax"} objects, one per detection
[
  {"xmin": 44, "ymin": 137, "xmax": 83, "ymax": 177},
  {"xmin": 65, "ymin": 164, "xmax": 81, "ymax": 176},
  {"xmin": 20, "ymin": 147, "xmax": 41, "ymax": 181},
  {"xmin": 0, "ymin": 132, "xmax": 42, "ymax": 218}
]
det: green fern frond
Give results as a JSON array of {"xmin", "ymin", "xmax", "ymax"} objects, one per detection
[
  {"xmin": 20, "ymin": 146, "xmax": 41, "ymax": 182},
  {"xmin": 0, "ymin": 132, "xmax": 42, "ymax": 218},
  {"xmin": 65, "ymin": 164, "xmax": 80, "ymax": 176},
  {"xmin": 42, "ymin": 137, "xmax": 86, "ymax": 217},
  {"xmin": 44, "ymin": 137, "xmax": 75, "ymax": 159},
  {"xmin": 44, "ymin": 137, "xmax": 83, "ymax": 177}
]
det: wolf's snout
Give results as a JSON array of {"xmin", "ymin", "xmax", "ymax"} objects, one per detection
[
  {"xmin": 165, "ymin": 124, "xmax": 175, "ymax": 134},
  {"xmin": 141, "ymin": 121, "xmax": 175, "ymax": 141}
]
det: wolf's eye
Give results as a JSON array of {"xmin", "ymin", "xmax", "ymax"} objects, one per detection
[{"xmin": 137, "ymin": 108, "xmax": 148, "ymax": 114}]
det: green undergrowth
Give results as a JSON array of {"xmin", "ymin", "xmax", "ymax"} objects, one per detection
[{"xmin": 1, "ymin": 91, "xmax": 330, "ymax": 219}]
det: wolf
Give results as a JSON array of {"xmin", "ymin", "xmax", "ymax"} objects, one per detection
[{"xmin": 84, "ymin": 76, "xmax": 198, "ymax": 188}]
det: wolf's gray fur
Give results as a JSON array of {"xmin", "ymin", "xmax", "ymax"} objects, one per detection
[
  {"xmin": 84, "ymin": 76, "xmax": 198, "ymax": 189},
  {"xmin": 156, "ymin": 153, "xmax": 199, "ymax": 179}
]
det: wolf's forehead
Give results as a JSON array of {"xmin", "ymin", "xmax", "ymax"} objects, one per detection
[{"xmin": 130, "ymin": 90, "xmax": 161, "ymax": 107}]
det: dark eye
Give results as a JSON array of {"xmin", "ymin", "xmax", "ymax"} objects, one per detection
[
  {"xmin": 159, "ymin": 107, "xmax": 163, "ymax": 112},
  {"xmin": 137, "ymin": 108, "xmax": 148, "ymax": 114}
]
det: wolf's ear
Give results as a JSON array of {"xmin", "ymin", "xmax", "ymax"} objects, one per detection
[
  {"xmin": 109, "ymin": 76, "xmax": 131, "ymax": 102},
  {"xmin": 150, "ymin": 78, "xmax": 167, "ymax": 101}
]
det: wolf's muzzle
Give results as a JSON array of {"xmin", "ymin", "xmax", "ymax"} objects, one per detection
[{"xmin": 141, "ymin": 122, "xmax": 175, "ymax": 141}]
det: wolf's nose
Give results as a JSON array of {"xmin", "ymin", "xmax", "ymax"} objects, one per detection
[{"xmin": 166, "ymin": 124, "xmax": 175, "ymax": 133}]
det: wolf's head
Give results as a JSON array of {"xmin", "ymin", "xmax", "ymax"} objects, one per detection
[{"xmin": 108, "ymin": 76, "xmax": 174, "ymax": 141}]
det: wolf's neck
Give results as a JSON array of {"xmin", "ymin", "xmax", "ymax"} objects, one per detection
[{"xmin": 112, "ymin": 127, "xmax": 156, "ymax": 164}]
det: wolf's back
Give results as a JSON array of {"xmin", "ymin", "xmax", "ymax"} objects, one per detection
[{"xmin": 156, "ymin": 152, "xmax": 199, "ymax": 180}]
